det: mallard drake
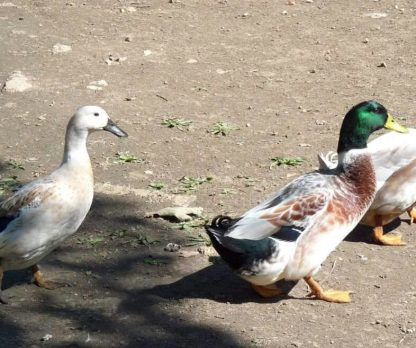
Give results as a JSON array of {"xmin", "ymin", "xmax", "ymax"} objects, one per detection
[
  {"xmin": 318, "ymin": 129, "xmax": 416, "ymax": 246},
  {"xmin": 206, "ymin": 101, "xmax": 407, "ymax": 303},
  {"xmin": 0, "ymin": 106, "xmax": 127, "ymax": 303}
]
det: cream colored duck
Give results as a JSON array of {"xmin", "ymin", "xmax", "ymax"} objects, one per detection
[
  {"xmin": 0, "ymin": 106, "xmax": 127, "ymax": 303},
  {"xmin": 206, "ymin": 101, "xmax": 407, "ymax": 303},
  {"xmin": 319, "ymin": 128, "xmax": 416, "ymax": 246}
]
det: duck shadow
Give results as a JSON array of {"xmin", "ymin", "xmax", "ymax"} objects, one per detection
[
  {"xmin": 139, "ymin": 259, "xmax": 297, "ymax": 305},
  {"xmin": 344, "ymin": 218, "xmax": 402, "ymax": 243}
]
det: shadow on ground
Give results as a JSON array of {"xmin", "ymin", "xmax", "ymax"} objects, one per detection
[
  {"xmin": 0, "ymin": 192, "xmax": 245, "ymax": 347},
  {"xmin": 345, "ymin": 218, "xmax": 403, "ymax": 243}
]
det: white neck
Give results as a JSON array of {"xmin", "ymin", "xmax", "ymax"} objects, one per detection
[
  {"xmin": 61, "ymin": 124, "xmax": 91, "ymax": 170},
  {"xmin": 337, "ymin": 148, "xmax": 369, "ymax": 168}
]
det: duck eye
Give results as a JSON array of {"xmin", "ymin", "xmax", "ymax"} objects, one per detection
[{"xmin": 94, "ymin": 112, "xmax": 99, "ymax": 117}]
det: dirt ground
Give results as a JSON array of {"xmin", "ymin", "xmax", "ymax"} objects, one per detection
[{"xmin": 1, "ymin": 0, "xmax": 416, "ymax": 347}]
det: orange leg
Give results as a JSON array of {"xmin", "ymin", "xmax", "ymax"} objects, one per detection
[
  {"xmin": 31, "ymin": 265, "xmax": 69, "ymax": 290},
  {"xmin": 251, "ymin": 283, "xmax": 286, "ymax": 298},
  {"xmin": 304, "ymin": 276, "xmax": 352, "ymax": 303},
  {"xmin": 407, "ymin": 207, "xmax": 416, "ymax": 224},
  {"xmin": 373, "ymin": 215, "xmax": 405, "ymax": 246}
]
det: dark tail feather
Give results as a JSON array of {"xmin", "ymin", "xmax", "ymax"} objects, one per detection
[
  {"xmin": 205, "ymin": 215, "xmax": 245, "ymax": 269},
  {"xmin": 209, "ymin": 215, "xmax": 235, "ymax": 232}
]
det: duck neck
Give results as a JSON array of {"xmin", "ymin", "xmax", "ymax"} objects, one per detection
[
  {"xmin": 337, "ymin": 149, "xmax": 376, "ymax": 200},
  {"xmin": 61, "ymin": 124, "xmax": 92, "ymax": 172}
]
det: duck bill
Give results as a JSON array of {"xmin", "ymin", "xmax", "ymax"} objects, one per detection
[
  {"xmin": 384, "ymin": 114, "xmax": 408, "ymax": 133},
  {"xmin": 103, "ymin": 118, "xmax": 128, "ymax": 137}
]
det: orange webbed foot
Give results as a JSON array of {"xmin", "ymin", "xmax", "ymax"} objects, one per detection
[
  {"xmin": 304, "ymin": 276, "xmax": 352, "ymax": 304},
  {"xmin": 31, "ymin": 265, "xmax": 70, "ymax": 290},
  {"xmin": 373, "ymin": 225, "xmax": 406, "ymax": 246}
]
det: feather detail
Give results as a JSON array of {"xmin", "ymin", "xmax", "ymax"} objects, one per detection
[{"xmin": 0, "ymin": 180, "xmax": 56, "ymax": 218}]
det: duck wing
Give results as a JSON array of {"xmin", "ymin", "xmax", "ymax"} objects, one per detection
[
  {"xmin": 0, "ymin": 179, "xmax": 56, "ymax": 232},
  {"xmin": 226, "ymin": 173, "xmax": 332, "ymax": 241}
]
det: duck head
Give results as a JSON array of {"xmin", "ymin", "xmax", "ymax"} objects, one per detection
[
  {"xmin": 71, "ymin": 106, "xmax": 128, "ymax": 137},
  {"xmin": 337, "ymin": 100, "xmax": 407, "ymax": 153}
]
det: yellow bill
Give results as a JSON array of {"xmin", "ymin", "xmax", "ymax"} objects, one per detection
[{"xmin": 384, "ymin": 114, "xmax": 408, "ymax": 133}]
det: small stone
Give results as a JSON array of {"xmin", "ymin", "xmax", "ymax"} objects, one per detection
[
  {"xmin": 281, "ymin": 10, "xmax": 288, "ymax": 15},
  {"xmin": 364, "ymin": 12, "xmax": 388, "ymax": 19},
  {"xmin": 187, "ymin": 58, "xmax": 198, "ymax": 64},
  {"xmin": 143, "ymin": 49, "xmax": 152, "ymax": 56},
  {"xmin": 315, "ymin": 119, "xmax": 326, "ymax": 125},
  {"xmin": 124, "ymin": 36, "xmax": 133, "ymax": 42},
  {"xmin": 3, "ymin": 71, "xmax": 32, "ymax": 92},
  {"xmin": 87, "ymin": 80, "xmax": 108, "ymax": 91},
  {"xmin": 105, "ymin": 53, "xmax": 127, "ymax": 65},
  {"xmin": 144, "ymin": 170, "xmax": 153, "ymax": 175},
  {"xmin": 95, "ymin": 80, "xmax": 108, "ymax": 86},
  {"xmin": 164, "ymin": 243, "xmax": 181, "ymax": 252},
  {"xmin": 362, "ymin": 38, "xmax": 369, "ymax": 43},
  {"xmin": 126, "ymin": 6, "xmax": 136, "ymax": 12},
  {"xmin": 216, "ymin": 68, "xmax": 227, "ymax": 74},
  {"xmin": 52, "ymin": 43, "xmax": 72, "ymax": 54},
  {"xmin": 377, "ymin": 62, "xmax": 387, "ymax": 68},
  {"xmin": 305, "ymin": 0, "xmax": 313, "ymax": 2},
  {"xmin": 241, "ymin": 12, "xmax": 249, "ymax": 17},
  {"xmin": 41, "ymin": 334, "xmax": 53, "ymax": 342}
]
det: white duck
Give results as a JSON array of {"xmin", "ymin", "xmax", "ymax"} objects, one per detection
[
  {"xmin": 0, "ymin": 106, "xmax": 127, "ymax": 303},
  {"xmin": 318, "ymin": 129, "xmax": 416, "ymax": 246}
]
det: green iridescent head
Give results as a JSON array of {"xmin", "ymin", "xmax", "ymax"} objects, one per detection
[{"xmin": 337, "ymin": 100, "xmax": 407, "ymax": 153}]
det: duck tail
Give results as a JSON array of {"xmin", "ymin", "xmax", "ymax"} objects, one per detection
[
  {"xmin": 205, "ymin": 215, "xmax": 239, "ymax": 239},
  {"xmin": 209, "ymin": 215, "xmax": 235, "ymax": 232},
  {"xmin": 205, "ymin": 215, "xmax": 245, "ymax": 269}
]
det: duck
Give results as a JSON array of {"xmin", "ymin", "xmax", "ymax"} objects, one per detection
[
  {"xmin": 0, "ymin": 106, "xmax": 127, "ymax": 303},
  {"xmin": 318, "ymin": 128, "xmax": 416, "ymax": 246},
  {"xmin": 206, "ymin": 101, "xmax": 407, "ymax": 303}
]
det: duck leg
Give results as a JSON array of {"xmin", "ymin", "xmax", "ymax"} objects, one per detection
[
  {"xmin": 251, "ymin": 283, "xmax": 287, "ymax": 298},
  {"xmin": 407, "ymin": 207, "xmax": 416, "ymax": 224},
  {"xmin": 304, "ymin": 276, "xmax": 352, "ymax": 303},
  {"xmin": 0, "ymin": 266, "xmax": 8, "ymax": 304},
  {"xmin": 31, "ymin": 265, "xmax": 69, "ymax": 290},
  {"xmin": 373, "ymin": 215, "xmax": 405, "ymax": 246}
]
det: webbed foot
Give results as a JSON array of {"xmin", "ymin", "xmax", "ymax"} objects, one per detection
[
  {"xmin": 304, "ymin": 276, "xmax": 352, "ymax": 304},
  {"xmin": 31, "ymin": 265, "xmax": 70, "ymax": 290},
  {"xmin": 373, "ymin": 226, "xmax": 405, "ymax": 246}
]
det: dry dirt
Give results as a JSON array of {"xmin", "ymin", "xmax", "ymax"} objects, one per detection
[{"xmin": 1, "ymin": 0, "xmax": 416, "ymax": 347}]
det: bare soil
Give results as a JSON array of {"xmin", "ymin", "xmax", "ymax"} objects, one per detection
[{"xmin": 1, "ymin": 0, "xmax": 416, "ymax": 347}]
